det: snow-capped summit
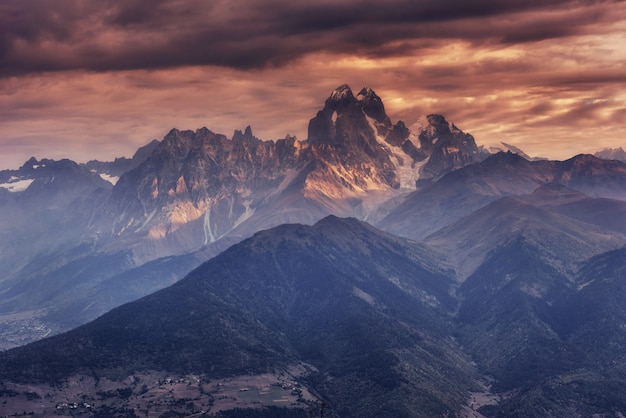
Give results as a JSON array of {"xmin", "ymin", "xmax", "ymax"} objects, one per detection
[
  {"xmin": 356, "ymin": 86, "xmax": 374, "ymax": 98},
  {"xmin": 326, "ymin": 84, "xmax": 355, "ymax": 107},
  {"xmin": 309, "ymin": 85, "xmax": 486, "ymax": 189},
  {"xmin": 356, "ymin": 86, "xmax": 380, "ymax": 105}
]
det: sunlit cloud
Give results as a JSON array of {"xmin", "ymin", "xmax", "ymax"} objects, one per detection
[{"xmin": 1, "ymin": 0, "xmax": 625, "ymax": 168}]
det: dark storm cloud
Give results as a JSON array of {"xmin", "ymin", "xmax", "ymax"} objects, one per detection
[
  {"xmin": 2, "ymin": 0, "xmax": 625, "ymax": 168},
  {"xmin": 549, "ymin": 72, "xmax": 626, "ymax": 89},
  {"xmin": 0, "ymin": 0, "xmax": 621, "ymax": 76}
]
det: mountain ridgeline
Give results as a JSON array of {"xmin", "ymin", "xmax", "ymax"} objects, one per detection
[
  {"xmin": 1, "ymin": 85, "xmax": 626, "ymax": 417},
  {"xmin": 0, "ymin": 217, "xmax": 478, "ymax": 417},
  {"xmin": 101, "ymin": 85, "xmax": 485, "ymax": 263}
]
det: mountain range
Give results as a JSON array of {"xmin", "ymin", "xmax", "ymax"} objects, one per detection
[
  {"xmin": 0, "ymin": 85, "xmax": 625, "ymax": 417},
  {"xmin": 0, "ymin": 84, "xmax": 491, "ymax": 348}
]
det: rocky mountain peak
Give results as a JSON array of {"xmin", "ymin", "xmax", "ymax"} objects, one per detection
[
  {"xmin": 232, "ymin": 125, "xmax": 258, "ymax": 142},
  {"xmin": 307, "ymin": 85, "xmax": 487, "ymax": 189},
  {"xmin": 312, "ymin": 84, "xmax": 393, "ymax": 140},
  {"xmin": 325, "ymin": 84, "xmax": 356, "ymax": 109},
  {"xmin": 105, "ymin": 85, "xmax": 488, "ymax": 259},
  {"xmin": 21, "ymin": 156, "xmax": 39, "ymax": 169},
  {"xmin": 309, "ymin": 85, "xmax": 363, "ymax": 144},
  {"xmin": 357, "ymin": 86, "xmax": 392, "ymax": 129},
  {"xmin": 417, "ymin": 114, "xmax": 453, "ymax": 139},
  {"xmin": 162, "ymin": 128, "xmax": 193, "ymax": 150},
  {"xmin": 412, "ymin": 114, "xmax": 484, "ymax": 185},
  {"xmin": 488, "ymin": 142, "xmax": 534, "ymax": 160},
  {"xmin": 356, "ymin": 86, "xmax": 375, "ymax": 98},
  {"xmin": 306, "ymin": 84, "xmax": 401, "ymax": 191},
  {"xmin": 482, "ymin": 151, "xmax": 527, "ymax": 167}
]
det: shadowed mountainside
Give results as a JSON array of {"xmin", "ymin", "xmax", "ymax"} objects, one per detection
[{"xmin": 0, "ymin": 216, "xmax": 480, "ymax": 418}]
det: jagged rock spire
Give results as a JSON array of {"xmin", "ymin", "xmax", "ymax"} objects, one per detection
[
  {"xmin": 325, "ymin": 84, "xmax": 356, "ymax": 109},
  {"xmin": 357, "ymin": 87, "xmax": 391, "ymax": 128}
]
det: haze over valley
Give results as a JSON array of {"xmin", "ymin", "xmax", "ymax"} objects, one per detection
[{"xmin": 0, "ymin": 84, "xmax": 625, "ymax": 417}]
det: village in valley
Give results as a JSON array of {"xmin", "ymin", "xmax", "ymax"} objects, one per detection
[{"xmin": 0, "ymin": 367, "xmax": 321, "ymax": 417}]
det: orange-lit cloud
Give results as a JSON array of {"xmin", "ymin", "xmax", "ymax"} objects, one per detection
[{"xmin": 1, "ymin": 0, "xmax": 625, "ymax": 168}]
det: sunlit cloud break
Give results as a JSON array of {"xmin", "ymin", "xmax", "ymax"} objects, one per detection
[{"xmin": 1, "ymin": 0, "xmax": 625, "ymax": 168}]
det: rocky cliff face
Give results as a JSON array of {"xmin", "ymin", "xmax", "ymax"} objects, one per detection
[
  {"xmin": 306, "ymin": 84, "xmax": 400, "ymax": 193},
  {"xmin": 98, "ymin": 84, "xmax": 484, "ymax": 261},
  {"xmin": 412, "ymin": 114, "xmax": 486, "ymax": 184},
  {"xmin": 99, "ymin": 126, "xmax": 306, "ymax": 259},
  {"xmin": 307, "ymin": 85, "xmax": 484, "ymax": 190}
]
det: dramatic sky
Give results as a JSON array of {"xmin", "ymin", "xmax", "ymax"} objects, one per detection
[{"xmin": 1, "ymin": 0, "xmax": 625, "ymax": 169}]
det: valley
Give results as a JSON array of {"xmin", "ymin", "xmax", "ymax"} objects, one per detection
[
  {"xmin": 0, "ymin": 310, "xmax": 51, "ymax": 351},
  {"xmin": 0, "ymin": 369, "xmax": 319, "ymax": 417}
]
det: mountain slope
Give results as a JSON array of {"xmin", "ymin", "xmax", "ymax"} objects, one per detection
[
  {"xmin": 471, "ymin": 246, "xmax": 626, "ymax": 416},
  {"xmin": 527, "ymin": 182, "xmax": 626, "ymax": 235},
  {"xmin": 412, "ymin": 114, "xmax": 486, "ymax": 185},
  {"xmin": 0, "ymin": 158, "xmax": 112, "ymax": 279},
  {"xmin": 379, "ymin": 152, "xmax": 626, "ymax": 240},
  {"xmin": 379, "ymin": 152, "xmax": 558, "ymax": 239},
  {"xmin": 3, "ymin": 216, "xmax": 626, "ymax": 416},
  {"xmin": 82, "ymin": 138, "xmax": 161, "ymax": 184},
  {"xmin": 455, "ymin": 238, "xmax": 579, "ymax": 390},
  {"xmin": 424, "ymin": 185, "xmax": 626, "ymax": 278},
  {"xmin": 0, "ymin": 216, "xmax": 480, "ymax": 417},
  {"xmin": 97, "ymin": 127, "xmax": 305, "ymax": 258}
]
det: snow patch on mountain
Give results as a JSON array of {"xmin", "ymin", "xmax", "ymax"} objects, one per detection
[
  {"xmin": 137, "ymin": 209, "xmax": 158, "ymax": 232},
  {"xmin": 99, "ymin": 173, "xmax": 120, "ymax": 185},
  {"xmin": 353, "ymin": 286, "xmax": 376, "ymax": 305},
  {"xmin": 203, "ymin": 207, "xmax": 216, "ymax": 245},
  {"xmin": 231, "ymin": 199, "xmax": 255, "ymax": 230},
  {"xmin": 410, "ymin": 115, "xmax": 435, "ymax": 137},
  {"xmin": 200, "ymin": 196, "xmax": 255, "ymax": 245},
  {"xmin": 0, "ymin": 177, "xmax": 34, "ymax": 192},
  {"xmin": 329, "ymin": 84, "xmax": 353, "ymax": 102},
  {"xmin": 365, "ymin": 115, "xmax": 421, "ymax": 189},
  {"xmin": 90, "ymin": 169, "xmax": 120, "ymax": 185}
]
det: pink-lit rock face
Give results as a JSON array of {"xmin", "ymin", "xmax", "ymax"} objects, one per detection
[{"xmin": 95, "ymin": 85, "xmax": 484, "ymax": 262}]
